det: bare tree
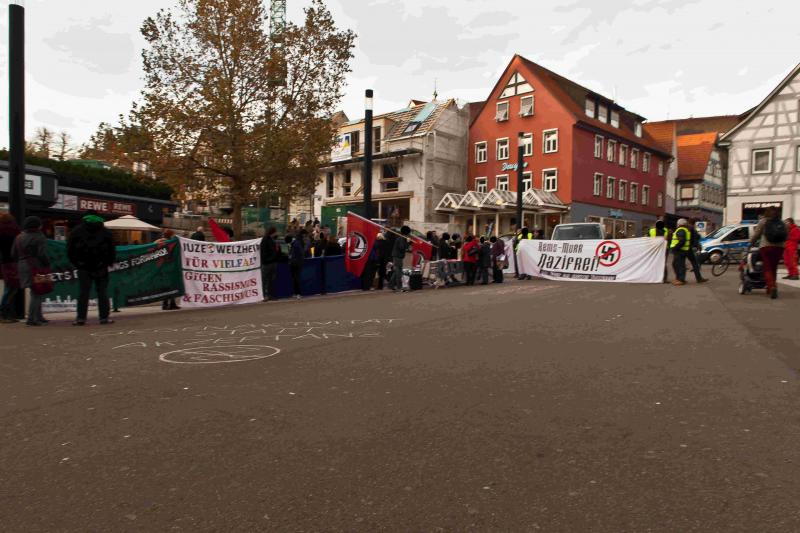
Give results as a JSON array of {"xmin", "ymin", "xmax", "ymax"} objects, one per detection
[
  {"xmin": 33, "ymin": 127, "xmax": 54, "ymax": 159},
  {"xmin": 135, "ymin": 0, "xmax": 355, "ymax": 237}
]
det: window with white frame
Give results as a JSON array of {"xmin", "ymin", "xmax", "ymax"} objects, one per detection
[
  {"xmin": 598, "ymin": 104, "xmax": 608, "ymax": 122},
  {"xmin": 520, "ymin": 95, "xmax": 534, "ymax": 117},
  {"xmin": 631, "ymin": 149, "xmax": 639, "ymax": 169},
  {"xmin": 634, "ymin": 122, "xmax": 643, "ymax": 138},
  {"xmin": 496, "ymin": 101, "xmax": 510, "ymax": 121},
  {"xmin": 642, "ymin": 185, "xmax": 650, "ymax": 205},
  {"xmin": 610, "ymin": 110, "xmax": 620, "ymax": 128},
  {"xmin": 643, "ymin": 153, "xmax": 651, "ymax": 172},
  {"xmin": 619, "ymin": 145, "xmax": 628, "ymax": 166},
  {"xmin": 522, "ymin": 171, "xmax": 532, "ymax": 191},
  {"xmin": 496, "ymin": 175, "xmax": 509, "ymax": 191},
  {"xmin": 680, "ymin": 186, "xmax": 695, "ymax": 200},
  {"xmin": 543, "ymin": 169, "xmax": 558, "ymax": 191},
  {"xmin": 594, "ymin": 135, "xmax": 603, "ymax": 158},
  {"xmin": 657, "ymin": 192, "xmax": 664, "ymax": 208},
  {"xmin": 475, "ymin": 177, "xmax": 487, "ymax": 193},
  {"xmin": 657, "ymin": 160, "xmax": 664, "ymax": 176},
  {"xmin": 522, "ymin": 133, "xmax": 533, "ymax": 156},
  {"xmin": 585, "ymin": 98, "xmax": 595, "ymax": 118},
  {"xmin": 630, "ymin": 182, "xmax": 638, "ymax": 203},
  {"xmin": 475, "ymin": 142, "xmax": 487, "ymax": 163},
  {"xmin": 606, "ymin": 177, "xmax": 616, "ymax": 199},
  {"xmin": 496, "ymin": 138, "xmax": 510, "ymax": 160},
  {"xmin": 797, "ymin": 146, "xmax": 800, "ymax": 172},
  {"xmin": 593, "ymin": 173, "xmax": 603, "ymax": 196},
  {"xmin": 619, "ymin": 180, "xmax": 627, "ymax": 201},
  {"xmin": 607, "ymin": 140, "xmax": 617, "ymax": 162},
  {"xmin": 543, "ymin": 129, "xmax": 559, "ymax": 153},
  {"xmin": 751, "ymin": 148, "xmax": 773, "ymax": 173},
  {"xmin": 501, "ymin": 72, "xmax": 534, "ymax": 98}
]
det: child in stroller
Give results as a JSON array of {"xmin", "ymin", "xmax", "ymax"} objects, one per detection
[{"xmin": 738, "ymin": 247, "xmax": 767, "ymax": 294}]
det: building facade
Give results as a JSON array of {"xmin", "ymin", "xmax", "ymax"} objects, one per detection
[
  {"xmin": 314, "ymin": 99, "xmax": 469, "ymax": 235},
  {"xmin": 673, "ymin": 133, "xmax": 726, "ymax": 229},
  {"xmin": 462, "ymin": 55, "xmax": 671, "ymax": 238},
  {"xmin": 720, "ymin": 63, "xmax": 800, "ymax": 223}
]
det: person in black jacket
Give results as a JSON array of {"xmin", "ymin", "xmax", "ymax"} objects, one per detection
[
  {"xmin": 189, "ymin": 226, "xmax": 206, "ymax": 241},
  {"xmin": 260, "ymin": 226, "xmax": 280, "ymax": 301},
  {"xmin": 0, "ymin": 213, "xmax": 21, "ymax": 323},
  {"xmin": 67, "ymin": 211, "xmax": 116, "ymax": 325},
  {"xmin": 687, "ymin": 220, "xmax": 708, "ymax": 284},
  {"xmin": 389, "ymin": 226, "xmax": 411, "ymax": 292},
  {"xmin": 478, "ymin": 237, "xmax": 491, "ymax": 285}
]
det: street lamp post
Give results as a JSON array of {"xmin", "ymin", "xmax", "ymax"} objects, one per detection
[
  {"xmin": 363, "ymin": 90, "xmax": 374, "ymax": 220},
  {"xmin": 8, "ymin": 1, "xmax": 26, "ymax": 224},
  {"xmin": 514, "ymin": 132, "xmax": 525, "ymax": 278}
]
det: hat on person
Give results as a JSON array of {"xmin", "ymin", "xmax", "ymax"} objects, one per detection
[
  {"xmin": 677, "ymin": 218, "xmax": 688, "ymax": 227},
  {"xmin": 22, "ymin": 215, "xmax": 42, "ymax": 231}
]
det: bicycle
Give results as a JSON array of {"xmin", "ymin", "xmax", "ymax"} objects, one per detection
[{"xmin": 711, "ymin": 247, "xmax": 748, "ymax": 277}]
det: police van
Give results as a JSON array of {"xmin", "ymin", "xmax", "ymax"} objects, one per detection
[{"xmin": 700, "ymin": 222, "xmax": 757, "ymax": 264}]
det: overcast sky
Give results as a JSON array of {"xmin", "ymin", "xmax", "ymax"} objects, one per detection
[{"xmin": 1, "ymin": 0, "xmax": 799, "ymax": 150}]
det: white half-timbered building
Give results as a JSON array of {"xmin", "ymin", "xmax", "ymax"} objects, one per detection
[{"xmin": 720, "ymin": 62, "xmax": 800, "ymax": 222}]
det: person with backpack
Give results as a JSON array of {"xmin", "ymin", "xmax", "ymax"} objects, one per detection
[
  {"xmin": 749, "ymin": 206, "xmax": 787, "ymax": 299},
  {"xmin": 389, "ymin": 226, "xmax": 411, "ymax": 292},
  {"xmin": 478, "ymin": 237, "xmax": 491, "ymax": 285},
  {"xmin": 67, "ymin": 211, "xmax": 116, "ymax": 325},
  {"xmin": 14, "ymin": 216, "xmax": 51, "ymax": 326}
]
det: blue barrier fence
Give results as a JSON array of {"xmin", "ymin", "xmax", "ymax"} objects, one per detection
[{"xmin": 269, "ymin": 256, "xmax": 361, "ymax": 299}]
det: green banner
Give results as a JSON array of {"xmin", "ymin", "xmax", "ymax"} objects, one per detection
[{"xmin": 43, "ymin": 238, "xmax": 184, "ymax": 313}]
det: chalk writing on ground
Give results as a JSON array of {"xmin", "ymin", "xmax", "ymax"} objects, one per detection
[{"xmin": 159, "ymin": 345, "xmax": 281, "ymax": 365}]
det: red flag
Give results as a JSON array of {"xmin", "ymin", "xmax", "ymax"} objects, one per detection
[
  {"xmin": 411, "ymin": 237, "xmax": 433, "ymax": 268},
  {"xmin": 345, "ymin": 212, "xmax": 380, "ymax": 277},
  {"xmin": 208, "ymin": 218, "xmax": 231, "ymax": 242}
]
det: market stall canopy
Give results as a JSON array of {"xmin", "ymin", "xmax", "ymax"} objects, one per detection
[{"xmin": 104, "ymin": 215, "xmax": 161, "ymax": 231}]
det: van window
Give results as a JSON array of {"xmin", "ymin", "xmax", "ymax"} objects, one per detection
[
  {"xmin": 723, "ymin": 227, "xmax": 750, "ymax": 242},
  {"xmin": 552, "ymin": 224, "xmax": 604, "ymax": 240}
]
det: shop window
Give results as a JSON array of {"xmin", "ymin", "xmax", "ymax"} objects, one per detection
[
  {"xmin": 520, "ymin": 95, "xmax": 534, "ymax": 117},
  {"xmin": 543, "ymin": 129, "xmax": 558, "ymax": 154},
  {"xmin": 522, "ymin": 172, "xmax": 532, "ymax": 191},
  {"xmin": 522, "ymin": 133, "xmax": 533, "ymax": 156},
  {"xmin": 593, "ymin": 173, "xmax": 603, "ymax": 196},
  {"xmin": 607, "ymin": 140, "xmax": 617, "ymax": 162},
  {"xmin": 475, "ymin": 142, "xmax": 487, "ymax": 163},
  {"xmin": 475, "ymin": 178, "xmax": 487, "ymax": 193},
  {"xmin": 326, "ymin": 172, "xmax": 334, "ymax": 198},
  {"xmin": 496, "ymin": 101, "xmax": 509, "ymax": 122},
  {"xmin": 496, "ymin": 138, "xmax": 510, "ymax": 160},
  {"xmin": 606, "ymin": 177, "xmax": 616, "ymax": 199},
  {"xmin": 496, "ymin": 175, "xmax": 509, "ymax": 191},
  {"xmin": 543, "ymin": 169, "xmax": 558, "ymax": 192},
  {"xmin": 594, "ymin": 135, "xmax": 603, "ymax": 158},
  {"xmin": 751, "ymin": 148, "xmax": 773, "ymax": 173}
]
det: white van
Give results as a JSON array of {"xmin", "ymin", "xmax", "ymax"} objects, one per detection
[
  {"xmin": 700, "ymin": 223, "xmax": 757, "ymax": 264},
  {"xmin": 551, "ymin": 223, "xmax": 605, "ymax": 240}
]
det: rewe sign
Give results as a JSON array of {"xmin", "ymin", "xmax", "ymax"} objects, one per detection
[{"xmin": 78, "ymin": 197, "xmax": 135, "ymax": 216}]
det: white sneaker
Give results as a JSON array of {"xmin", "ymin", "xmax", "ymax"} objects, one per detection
[{"xmin": 294, "ymin": 295, "xmax": 302, "ymax": 300}]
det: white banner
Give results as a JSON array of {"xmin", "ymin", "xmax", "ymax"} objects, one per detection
[
  {"xmin": 179, "ymin": 237, "xmax": 263, "ymax": 307},
  {"xmin": 331, "ymin": 132, "xmax": 352, "ymax": 162},
  {"xmin": 518, "ymin": 237, "xmax": 666, "ymax": 283}
]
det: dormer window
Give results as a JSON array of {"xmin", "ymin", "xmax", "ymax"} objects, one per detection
[
  {"xmin": 634, "ymin": 121, "xmax": 643, "ymax": 137},
  {"xmin": 500, "ymin": 72, "xmax": 534, "ymax": 98},
  {"xmin": 496, "ymin": 102, "xmax": 509, "ymax": 122},
  {"xmin": 610, "ymin": 110, "xmax": 620, "ymax": 128},
  {"xmin": 598, "ymin": 104, "xmax": 608, "ymax": 122},
  {"xmin": 403, "ymin": 122, "xmax": 420, "ymax": 135},
  {"xmin": 585, "ymin": 98, "xmax": 596, "ymax": 118}
]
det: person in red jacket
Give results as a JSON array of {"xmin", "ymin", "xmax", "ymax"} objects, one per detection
[
  {"xmin": 784, "ymin": 218, "xmax": 800, "ymax": 280},
  {"xmin": 461, "ymin": 235, "xmax": 480, "ymax": 286}
]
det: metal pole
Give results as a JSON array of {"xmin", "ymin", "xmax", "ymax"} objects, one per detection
[
  {"xmin": 9, "ymin": 2, "xmax": 26, "ymax": 224},
  {"xmin": 363, "ymin": 89, "xmax": 374, "ymax": 220},
  {"xmin": 516, "ymin": 132, "xmax": 525, "ymax": 232}
]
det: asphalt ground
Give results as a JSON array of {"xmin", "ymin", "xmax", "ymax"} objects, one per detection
[{"xmin": 2, "ymin": 272, "xmax": 800, "ymax": 532}]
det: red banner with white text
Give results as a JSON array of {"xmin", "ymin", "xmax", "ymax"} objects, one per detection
[{"xmin": 345, "ymin": 213, "xmax": 381, "ymax": 277}]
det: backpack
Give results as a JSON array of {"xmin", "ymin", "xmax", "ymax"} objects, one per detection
[
  {"xmin": 764, "ymin": 218, "xmax": 788, "ymax": 243},
  {"xmin": 74, "ymin": 228, "xmax": 112, "ymax": 269}
]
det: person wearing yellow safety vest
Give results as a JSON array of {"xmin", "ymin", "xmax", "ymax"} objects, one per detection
[
  {"xmin": 648, "ymin": 220, "xmax": 670, "ymax": 283},
  {"xmin": 514, "ymin": 227, "xmax": 534, "ymax": 279},
  {"xmin": 670, "ymin": 218, "xmax": 691, "ymax": 285}
]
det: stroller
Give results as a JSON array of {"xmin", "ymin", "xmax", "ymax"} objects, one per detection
[{"xmin": 738, "ymin": 247, "xmax": 767, "ymax": 295}]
